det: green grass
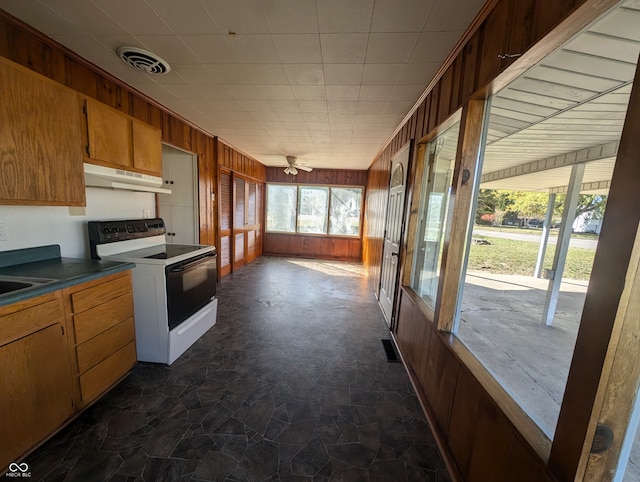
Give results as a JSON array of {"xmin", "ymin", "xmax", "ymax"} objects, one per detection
[
  {"xmin": 475, "ymin": 225, "xmax": 599, "ymax": 240},
  {"xmin": 467, "ymin": 236, "xmax": 595, "ymax": 280}
]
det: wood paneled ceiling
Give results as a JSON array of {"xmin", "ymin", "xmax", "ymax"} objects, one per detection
[
  {"xmin": 0, "ymin": 0, "xmax": 486, "ymax": 170},
  {"xmin": 480, "ymin": 0, "xmax": 640, "ymax": 194}
]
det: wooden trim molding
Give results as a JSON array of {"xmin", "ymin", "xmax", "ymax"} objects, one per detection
[
  {"xmin": 549, "ymin": 52, "xmax": 640, "ymax": 482},
  {"xmin": 436, "ymin": 99, "xmax": 488, "ymax": 332},
  {"xmin": 582, "ymin": 221, "xmax": 640, "ymax": 480}
]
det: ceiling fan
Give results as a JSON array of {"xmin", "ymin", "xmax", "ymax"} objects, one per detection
[{"xmin": 283, "ymin": 156, "xmax": 313, "ymax": 175}]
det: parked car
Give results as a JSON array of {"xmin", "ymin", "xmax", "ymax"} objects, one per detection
[{"xmin": 527, "ymin": 219, "xmax": 544, "ymax": 228}]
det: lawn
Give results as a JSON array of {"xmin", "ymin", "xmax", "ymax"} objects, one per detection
[
  {"xmin": 475, "ymin": 225, "xmax": 599, "ymax": 240},
  {"xmin": 467, "ymin": 236, "xmax": 595, "ymax": 280}
]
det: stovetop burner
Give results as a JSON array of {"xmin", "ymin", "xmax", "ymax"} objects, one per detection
[{"xmin": 145, "ymin": 244, "xmax": 210, "ymax": 259}]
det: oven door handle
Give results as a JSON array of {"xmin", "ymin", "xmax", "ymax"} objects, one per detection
[{"xmin": 168, "ymin": 253, "xmax": 216, "ymax": 273}]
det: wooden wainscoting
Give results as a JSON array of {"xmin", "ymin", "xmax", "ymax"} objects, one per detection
[
  {"xmin": 395, "ymin": 287, "xmax": 556, "ymax": 482},
  {"xmin": 263, "ymin": 233, "xmax": 362, "ymax": 261}
]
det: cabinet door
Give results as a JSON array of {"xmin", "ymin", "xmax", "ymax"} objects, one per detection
[
  {"xmin": 0, "ymin": 323, "xmax": 73, "ymax": 468},
  {"xmin": 0, "ymin": 58, "xmax": 85, "ymax": 206},
  {"xmin": 84, "ymin": 97, "xmax": 133, "ymax": 168},
  {"xmin": 132, "ymin": 120, "xmax": 162, "ymax": 175}
]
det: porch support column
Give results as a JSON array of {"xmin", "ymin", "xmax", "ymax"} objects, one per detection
[
  {"xmin": 534, "ymin": 193, "xmax": 556, "ymax": 278},
  {"xmin": 542, "ymin": 163, "xmax": 584, "ymax": 325}
]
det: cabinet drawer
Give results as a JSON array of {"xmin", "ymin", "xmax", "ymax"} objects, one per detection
[
  {"xmin": 73, "ymin": 293, "xmax": 133, "ymax": 344},
  {"xmin": 0, "ymin": 299, "xmax": 63, "ymax": 347},
  {"xmin": 76, "ymin": 317, "xmax": 135, "ymax": 374},
  {"xmin": 79, "ymin": 340, "xmax": 136, "ymax": 404},
  {"xmin": 70, "ymin": 274, "xmax": 131, "ymax": 314}
]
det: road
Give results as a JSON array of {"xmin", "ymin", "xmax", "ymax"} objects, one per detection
[{"xmin": 474, "ymin": 229, "xmax": 598, "ymax": 250}]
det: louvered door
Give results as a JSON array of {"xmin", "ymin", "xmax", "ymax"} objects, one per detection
[
  {"xmin": 233, "ymin": 177, "xmax": 246, "ymax": 270},
  {"xmin": 246, "ymin": 182, "xmax": 257, "ymax": 262},
  {"xmin": 219, "ymin": 170, "xmax": 233, "ymax": 277},
  {"xmin": 219, "ymin": 169, "xmax": 264, "ymax": 278}
]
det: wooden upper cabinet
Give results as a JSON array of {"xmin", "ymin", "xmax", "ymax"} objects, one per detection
[
  {"xmin": 0, "ymin": 57, "xmax": 85, "ymax": 206},
  {"xmin": 84, "ymin": 97, "xmax": 133, "ymax": 169},
  {"xmin": 132, "ymin": 119, "xmax": 162, "ymax": 175},
  {"xmin": 83, "ymin": 96, "xmax": 162, "ymax": 176}
]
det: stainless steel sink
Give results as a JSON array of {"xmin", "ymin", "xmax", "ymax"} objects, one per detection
[{"xmin": 0, "ymin": 276, "xmax": 56, "ymax": 296}]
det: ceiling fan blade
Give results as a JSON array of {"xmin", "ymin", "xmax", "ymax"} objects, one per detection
[{"xmin": 297, "ymin": 165, "xmax": 313, "ymax": 172}]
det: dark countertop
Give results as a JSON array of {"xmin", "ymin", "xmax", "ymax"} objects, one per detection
[{"xmin": 0, "ymin": 245, "xmax": 135, "ymax": 307}]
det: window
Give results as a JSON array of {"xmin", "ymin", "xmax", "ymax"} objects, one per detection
[
  {"xmin": 266, "ymin": 185, "xmax": 297, "ymax": 232},
  {"xmin": 298, "ymin": 186, "xmax": 329, "ymax": 234},
  {"xmin": 330, "ymin": 187, "xmax": 362, "ymax": 236},
  {"xmin": 410, "ymin": 122, "xmax": 460, "ymax": 309},
  {"xmin": 266, "ymin": 184, "xmax": 363, "ymax": 236}
]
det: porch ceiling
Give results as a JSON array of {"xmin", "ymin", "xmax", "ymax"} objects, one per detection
[{"xmin": 479, "ymin": 0, "xmax": 640, "ymax": 194}]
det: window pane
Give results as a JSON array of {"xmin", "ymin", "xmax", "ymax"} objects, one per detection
[
  {"xmin": 453, "ymin": 1, "xmax": 636, "ymax": 440},
  {"xmin": 297, "ymin": 186, "xmax": 329, "ymax": 234},
  {"xmin": 266, "ymin": 185, "xmax": 297, "ymax": 232},
  {"xmin": 410, "ymin": 123, "xmax": 459, "ymax": 308},
  {"xmin": 329, "ymin": 187, "xmax": 362, "ymax": 236}
]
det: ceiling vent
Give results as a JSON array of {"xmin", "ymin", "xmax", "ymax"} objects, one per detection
[{"xmin": 117, "ymin": 47, "xmax": 170, "ymax": 75}]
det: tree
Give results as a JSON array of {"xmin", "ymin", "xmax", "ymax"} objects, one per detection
[
  {"xmin": 555, "ymin": 194, "xmax": 608, "ymax": 220},
  {"xmin": 475, "ymin": 189, "xmax": 515, "ymax": 224},
  {"xmin": 507, "ymin": 191, "xmax": 550, "ymax": 219}
]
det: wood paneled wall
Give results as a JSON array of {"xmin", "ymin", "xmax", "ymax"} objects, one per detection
[
  {"xmin": 0, "ymin": 10, "xmax": 266, "ymax": 256},
  {"xmin": 266, "ymin": 168, "xmax": 367, "ymax": 186},
  {"xmin": 264, "ymin": 168, "xmax": 367, "ymax": 261},
  {"xmin": 362, "ymin": 0, "xmax": 622, "ymax": 481}
]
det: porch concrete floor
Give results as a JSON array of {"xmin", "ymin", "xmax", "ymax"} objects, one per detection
[
  {"xmin": 457, "ymin": 270, "xmax": 639, "ymax": 481},
  {"xmin": 25, "ymin": 257, "xmax": 449, "ymax": 482}
]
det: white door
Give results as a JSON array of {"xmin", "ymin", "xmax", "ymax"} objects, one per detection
[
  {"xmin": 379, "ymin": 144, "xmax": 410, "ymax": 325},
  {"xmin": 157, "ymin": 145, "xmax": 199, "ymax": 244}
]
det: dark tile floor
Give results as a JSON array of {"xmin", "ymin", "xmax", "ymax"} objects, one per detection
[{"xmin": 25, "ymin": 257, "xmax": 450, "ymax": 482}]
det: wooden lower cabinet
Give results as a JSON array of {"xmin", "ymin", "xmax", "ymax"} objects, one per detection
[
  {"xmin": 0, "ymin": 293, "xmax": 74, "ymax": 471},
  {"xmin": 0, "ymin": 270, "xmax": 137, "ymax": 470},
  {"xmin": 64, "ymin": 271, "xmax": 137, "ymax": 407}
]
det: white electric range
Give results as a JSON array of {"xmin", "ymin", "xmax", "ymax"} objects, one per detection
[{"xmin": 88, "ymin": 218, "xmax": 217, "ymax": 365}]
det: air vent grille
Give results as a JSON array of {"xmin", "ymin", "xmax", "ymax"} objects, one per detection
[{"xmin": 117, "ymin": 47, "xmax": 170, "ymax": 75}]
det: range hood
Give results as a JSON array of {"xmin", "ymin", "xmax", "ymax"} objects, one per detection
[{"xmin": 84, "ymin": 163, "xmax": 171, "ymax": 194}]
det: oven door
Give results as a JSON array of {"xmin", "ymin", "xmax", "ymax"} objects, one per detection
[{"xmin": 165, "ymin": 251, "xmax": 217, "ymax": 330}]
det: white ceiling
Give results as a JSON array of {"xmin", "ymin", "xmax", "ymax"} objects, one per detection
[{"xmin": 0, "ymin": 0, "xmax": 487, "ymax": 170}]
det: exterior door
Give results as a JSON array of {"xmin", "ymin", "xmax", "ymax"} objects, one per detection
[{"xmin": 379, "ymin": 144, "xmax": 410, "ymax": 325}]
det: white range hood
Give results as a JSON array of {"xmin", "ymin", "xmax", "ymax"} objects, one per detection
[{"xmin": 83, "ymin": 163, "xmax": 171, "ymax": 194}]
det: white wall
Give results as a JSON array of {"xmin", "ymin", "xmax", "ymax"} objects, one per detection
[{"xmin": 0, "ymin": 188, "xmax": 155, "ymax": 258}]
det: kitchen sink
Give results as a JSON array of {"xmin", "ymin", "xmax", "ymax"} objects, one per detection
[{"xmin": 0, "ymin": 276, "xmax": 56, "ymax": 296}]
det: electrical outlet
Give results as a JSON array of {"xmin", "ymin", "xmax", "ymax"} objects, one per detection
[
  {"xmin": 143, "ymin": 209, "xmax": 151, "ymax": 219},
  {"xmin": 0, "ymin": 222, "xmax": 7, "ymax": 241}
]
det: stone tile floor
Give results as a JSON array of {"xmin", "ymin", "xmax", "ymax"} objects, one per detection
[{"xmin": 24, "ymin": 257, "xmax": 451, "ymax": 481}]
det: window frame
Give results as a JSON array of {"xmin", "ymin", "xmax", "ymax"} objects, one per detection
[
  {"xmin": 402, "ymin": 110, "xmax": 463, "ymax": 320},
  {"xmin": 265, "ymin": 182, "xmax": 364, "ymax": 238}
]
